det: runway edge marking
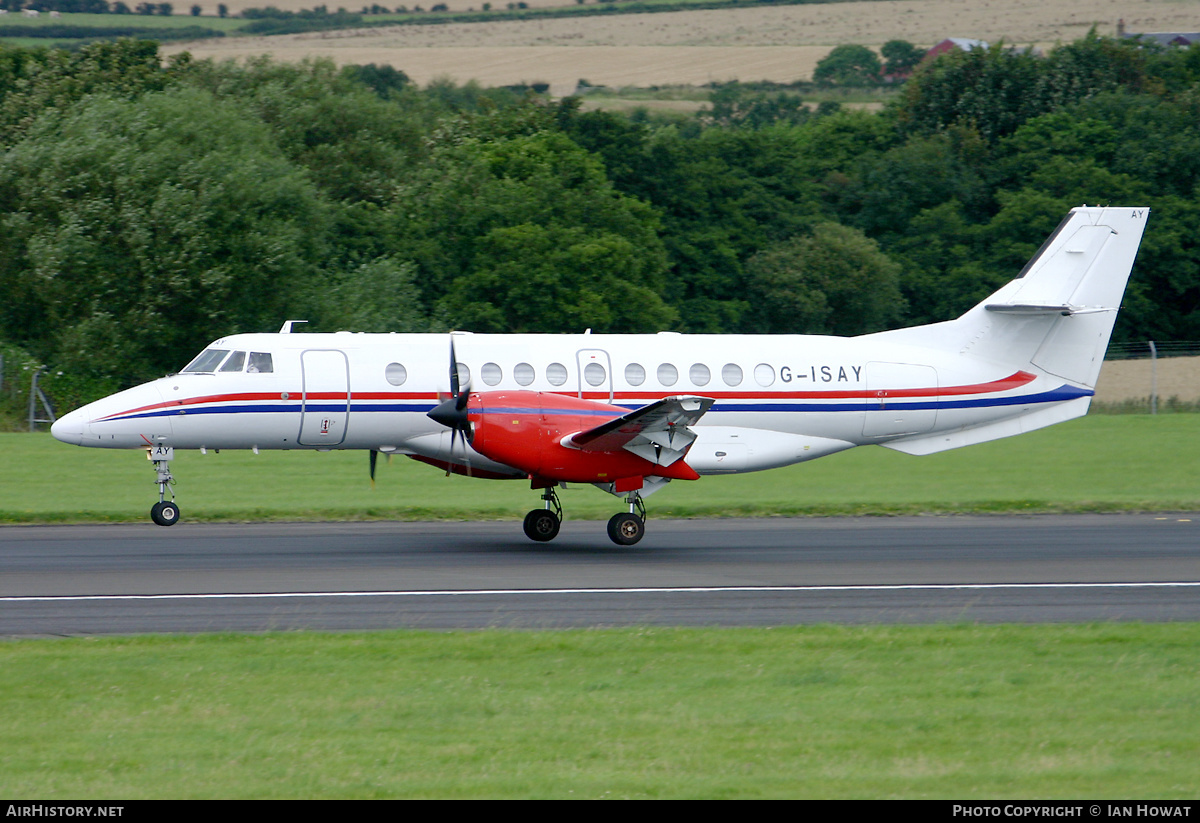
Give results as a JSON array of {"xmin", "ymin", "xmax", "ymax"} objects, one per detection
[{"xmin": 5, "ymin": 581, "xmax": 1200, "ymax": 602}]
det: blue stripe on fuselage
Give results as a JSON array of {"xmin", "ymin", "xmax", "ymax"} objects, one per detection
[{"xmin": 99, "ymin": 385, "xmax": 1093, "ymax": 423}]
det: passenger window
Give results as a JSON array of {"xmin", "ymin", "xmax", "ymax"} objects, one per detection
[
  {"xmin": 514, "ymin": 363, "xmax": 535, "ymax": 386},
  {"xmin": 219, "ymin": 351, "xmax": 246, "ymax": 372},
  {"xmin": 722, "ymin": 363, "xmax": 743, "ymax": 386},
  {"xmin": 584, "ymin": 362, "xmax": 606, "ymax": 387},
  {"xmin": 754, "ymin": 364, "xmax": 775, "ymax": 387},
  {"xmin": 689, "ymin": 363, "xmax": 710, "ymax": 386},
  {"xmin": 385, "ymin": 363, "xmax": 407, "ymax": 386},
  {"xmin": 546, "ymin": 363, "xmax": 568, "ymax": 386},
  {"xmin": 182, "ymin": 349, "xmax": 228, "ymax": 373},
  {"xmin": 657, "ymin": 363, "xmax": 678, "ymax": 386},
  {"xmin": 625, "ymin": 363, "xmax": 646, "ymax": 386},
  {"xmin": 482, "ymin": 362, "xmax": 502, "ymax": 386},
  {"xmin": 248, "ymin": 352, "xmax": 274, "ymax": 374}
]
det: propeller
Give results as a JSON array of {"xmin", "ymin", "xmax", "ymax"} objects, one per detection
[{"xmin": 427, "ymin": 334, "xmax": 473, "ymax": 476}]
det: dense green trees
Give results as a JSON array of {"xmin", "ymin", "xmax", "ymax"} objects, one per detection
[
  {"xmin": 0, "ymin": 86, "xmax": 326, "ymax": 397},
  {"xmin": 2, "ymin": 34, "xmax": 1200, "ymax": 409},
  {"xmin": 391, "ymin": 129, "xmax": 675, "ymax": 333},
  {"xmin": 881, "ymin": 40, "xmax": 923, "ymax": 77},
  {"xmin": 744, "ymin": 223, "xmax": 904, "ymax": 335},
  {"xmin": 813, "ymin": 44, "xmax": 882, "ymax": 87}
]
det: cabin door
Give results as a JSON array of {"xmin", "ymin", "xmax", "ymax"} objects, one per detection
[
  {"xmin": 576, "ymin": 349, "xmax": 615, "ymax": 404},
  {"xmin": 298, "ymin": 349, "xmax": 350, "ymax": 446}
]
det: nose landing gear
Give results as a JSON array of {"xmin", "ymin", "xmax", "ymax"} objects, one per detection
[{"xmin": 148, "ymin": 446, "xmax": 180, "ymax": 527}]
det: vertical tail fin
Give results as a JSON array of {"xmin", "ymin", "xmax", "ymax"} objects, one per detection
[
  {"xmin": 964, "ymin": 206, "xmax": 1149, "ymax": 387},
  {"xmin": 875, "ymin": 207, "xmax": 1149, "ymax": 456}
]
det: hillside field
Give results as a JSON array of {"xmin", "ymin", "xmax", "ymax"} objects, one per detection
[{"xmin": 162, "ymin": 0, "xmax": 1200, "ymax": 90}]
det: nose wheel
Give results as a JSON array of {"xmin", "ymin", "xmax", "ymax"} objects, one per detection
[
  {"xmin": 148, "ymin": 446, "xmax": 180, "ymax": 527},
  {"xmin": 151, "ymin": 500, "xmax": 180, "ymax": 527}
]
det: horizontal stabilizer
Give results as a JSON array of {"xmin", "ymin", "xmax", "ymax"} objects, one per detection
[
  {"xmin": 984, "ymin": 303, "xmax": 1074, "ymax": 316},
  {"xmin": 984, "ymin": 303, "xmax": 1117, "ymax": 316}
]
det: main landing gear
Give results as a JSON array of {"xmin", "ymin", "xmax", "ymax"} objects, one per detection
[
  {"xmin": 607, "ymin": 494, "xmax": 646, "ymax": 547},
  {"xmin": 148, "ymin": 446, "xmax": 180, "ymax": 527},
  {"xmin": 523, "ymin": 486, "xmax": 563, "ymax": 542},
  {"xmin": 522, "ymin": 486, "xmax": 647, "ymax": 546}
]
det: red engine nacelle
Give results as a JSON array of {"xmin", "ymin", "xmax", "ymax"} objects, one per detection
[{"xmin": 465, "ymin": 391, "xmax": 699, "ymax": 488}]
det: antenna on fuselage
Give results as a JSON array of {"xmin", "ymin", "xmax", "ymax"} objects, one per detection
[{"xmin": 279, "ymin": 320, "xmax": 308, "ymax": 334}]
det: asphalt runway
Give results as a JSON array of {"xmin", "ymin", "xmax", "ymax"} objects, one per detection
[{"xmin": 2, "ymin": 514, "xmax": 1199, "ymax": 635}]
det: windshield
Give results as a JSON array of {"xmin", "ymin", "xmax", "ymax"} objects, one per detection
[
  {"xmin": 181, "ymin": 349, "xmax": 229, "ymax": 373},
  {"xmin": 220, "ymin": 351, "xmax": 247, "ymax": 372}
]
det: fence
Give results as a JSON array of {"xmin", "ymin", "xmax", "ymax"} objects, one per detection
[
  {"xmin": 0, "ymin": 348, "xmax": 58, "ymax": 432},
  {"xmin": 1094, "ymin": 341, "xmax": 1200, "ymax": 413},
  {"xmin": 1106, "ymin": 341, "xmax": 1200, "ymax": 360}
]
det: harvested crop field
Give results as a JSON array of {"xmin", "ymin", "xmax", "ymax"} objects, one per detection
[
  {"xmin": 166, "ymin": 0, "xmax": 1197, "ymax": 91},
  {"xmin": 1095, "ymin": 357, "xmax": 1200, "ymax": 405}
]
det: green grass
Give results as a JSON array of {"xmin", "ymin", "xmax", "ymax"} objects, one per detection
[
  {"xmin": 5, "ymin": 418, "xmax": 1200, "ymax": 798},
  {"xmin": 1, "ymin": 625, "xmax": 1197, "ymax": 798},
  {"xmin": 0, "ymin": 13, "xmax": 245, "ymax": 31},
  {"xmin": 3, "ymin": 415, "xmax": 1198, "ymax": 524}
]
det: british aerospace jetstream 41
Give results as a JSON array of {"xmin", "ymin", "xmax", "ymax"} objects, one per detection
[{"xmin": 52, "ymin": 207, "xmax": 1148, "ymax": 544}]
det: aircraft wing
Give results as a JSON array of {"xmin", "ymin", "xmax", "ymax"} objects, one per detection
[{"xmin": 568, "ymin": 395, "xmax": 714, "ymax": 466}]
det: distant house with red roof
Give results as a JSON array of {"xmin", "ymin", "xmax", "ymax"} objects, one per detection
[{"xmin": 926, "ymin": 38, "xmax": 990, "ymax": 59}]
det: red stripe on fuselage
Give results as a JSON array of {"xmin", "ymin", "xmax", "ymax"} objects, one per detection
[
  {"xmin": 95, "ymin": 390, "xmax": 439, "ymax": 422},
  {"xmin": 578, "ymin": 371, "xmax": 1036, "ymax": 402},
  {"xmin": 97, "ymin": 372, "xmax": 1036, "ymax": 421}
]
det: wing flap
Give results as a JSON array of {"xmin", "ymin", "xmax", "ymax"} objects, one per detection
[{"xmin": 568, "ymin": 395, "xmax": 714, "ymax": 466}]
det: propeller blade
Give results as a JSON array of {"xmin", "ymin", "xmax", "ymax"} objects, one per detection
[
  {"xmin": 429, "ymin": 332, "xmax": 474, "ymax": 477},
  {"xmin": 369, "ymin": 449, "xmax": 378, "ymax": 487}
]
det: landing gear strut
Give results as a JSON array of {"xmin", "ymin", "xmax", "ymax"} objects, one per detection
[
  {"xmin": 148, "ymin": 446, "xmax": 180, "ymax": 527},
  {"xmin": 523, "ymin": 486, "xmax": 562, "ymax": 542},
  {"xmin": 606, "ymin": 493, "xmax": 646, "ymax": 546}
]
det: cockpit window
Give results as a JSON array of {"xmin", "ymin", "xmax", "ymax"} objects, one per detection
[
  {"xmin": 182, "ymin": 349, "xmax": 229, "ymax": 373},
  {"xmin": 219, "ymin": 351, "xmax": 246, "ymax": 372},
  {"xmin": 247, "ymin": 352, "xmax": 273, "ymax": 374}
]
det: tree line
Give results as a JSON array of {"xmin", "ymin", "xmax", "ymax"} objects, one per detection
[{"xmin": 1, "ymin": 33, "xmax": 1199, "ymax": 411}]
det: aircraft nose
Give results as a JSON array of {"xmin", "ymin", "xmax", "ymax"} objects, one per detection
[{"xmin": 51, "ymin": 408, "xmax": 87, "ymax": 446}]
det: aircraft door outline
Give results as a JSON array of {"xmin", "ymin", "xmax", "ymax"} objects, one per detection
[
  {"xmin": 298, "ymin": 349, "xmax": 350, "ymax": 446},
  {"xmin": 576, "ymin": 348, "xmax": 614, "ymax": 403},
  {"xmin": 862, "ymin": 361, "xmax": 938, "ymax": 437}
]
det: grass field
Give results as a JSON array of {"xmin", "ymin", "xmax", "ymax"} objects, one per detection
[
  {"xmin": 2, "ymin": 414, "xmax": 1198, "ymax": 525},
  {"xmin": 4, "ymin": 417, "xmax": 1199, "ymax": 798},
  {"xmin": 2, "ymin": 625, "xmax": 1198, "ymax": 798}
]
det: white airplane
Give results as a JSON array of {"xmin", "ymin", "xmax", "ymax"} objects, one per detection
[{"xmin": 52, "ymin": 206, "xmax": 1148, "ymax": 544}]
